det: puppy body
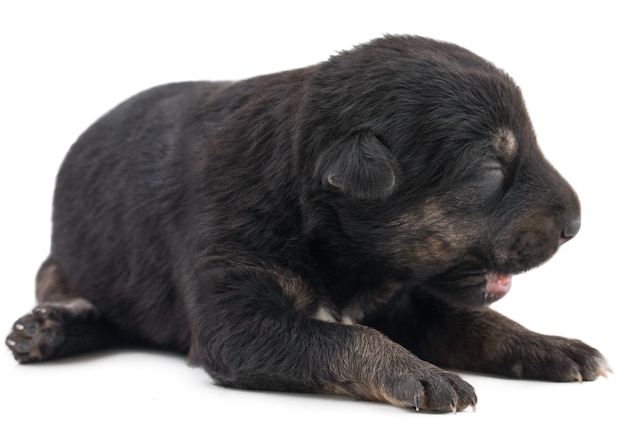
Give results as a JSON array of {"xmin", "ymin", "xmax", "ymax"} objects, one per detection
[{"xmin": 7, "ymin": 36, "xmax": 608, "ymax": 411}]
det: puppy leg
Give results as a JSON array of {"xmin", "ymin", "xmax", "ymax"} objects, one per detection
[
  {"xmin": 366, "ymin": 292, "xmax": 610, "ymax": 382},
  {"xmin": 187, "ymin": 265, "xmax": 476, "ymax": 412},
  {"xmin": 6, "ymin": 258, "xmax": 119, "ymax": 363}
]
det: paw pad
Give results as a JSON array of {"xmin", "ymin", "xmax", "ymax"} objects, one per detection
[{"xmin": 6, "ymin": 307, "xmax": 65, "ymax": 363}]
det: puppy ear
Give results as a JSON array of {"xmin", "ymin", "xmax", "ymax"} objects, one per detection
[{"xmin": 318, "ymin": 132, "xmax": 398, "ymax": 200}]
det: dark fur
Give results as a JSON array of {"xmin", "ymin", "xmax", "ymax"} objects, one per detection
[{"xmin": 7, "ymin": 35, "xmax": 608, "ymax": 412}]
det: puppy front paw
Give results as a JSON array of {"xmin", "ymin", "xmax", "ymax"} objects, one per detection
[
  {"xmin": 325, "ymin": 359, "xmax": 477, "ymax": 412},
  {"xmin": 386, "ymin": 367, "xmax": 478, "ymax": 412},
  {"xmin": 505, "ymin": 335, "xmax": 611, "ymax": 382}
]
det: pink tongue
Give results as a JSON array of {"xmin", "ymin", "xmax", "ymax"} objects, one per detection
[{"xmin": 485, "ymin": 272, "xmax": 512, "ymax": 298}]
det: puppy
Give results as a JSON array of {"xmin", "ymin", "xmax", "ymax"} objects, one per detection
[{"xmin": 7, "ymin": 35, "xmax": 609, "ymax": 412}]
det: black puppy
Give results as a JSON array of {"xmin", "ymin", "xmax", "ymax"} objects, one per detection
[{"xmin": 7, "ymin": 35, "xmax": 609, "ymax": 412}]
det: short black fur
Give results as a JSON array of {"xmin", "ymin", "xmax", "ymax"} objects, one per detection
[{"xmin": 7, "ymin": 35, "xmax": 608, "ymax": 412}]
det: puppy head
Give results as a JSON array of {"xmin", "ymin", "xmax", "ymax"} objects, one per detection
[{"xmin": 303, "ymin": 35, "xmax": 580, "ymax": 307}]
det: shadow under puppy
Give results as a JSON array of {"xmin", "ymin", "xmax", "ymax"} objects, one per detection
[{"xmin": 7, "ymin": 35, "xmax": 610, "ymax": 412}]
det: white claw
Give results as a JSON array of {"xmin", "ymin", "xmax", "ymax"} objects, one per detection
[
  {"xmin": 598, "ymin": 365, "xmax": 614, "ymax": 379},
  {"xmin": 15, "ymin": 324, "xmax": 24, "ymax": 331},
  {"xmin": 6, "ymin": 339, "xmax": 16, "ymax": 347},
  {"xmin": 414, "ymin": 395, "xmax": 421, "ymax": 412}
]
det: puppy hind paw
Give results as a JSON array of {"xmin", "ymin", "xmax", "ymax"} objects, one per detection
[{"xmin": 6, "ymin": 307, "xmax": 66, "ymax": 363}]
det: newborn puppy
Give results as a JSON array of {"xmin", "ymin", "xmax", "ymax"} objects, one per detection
[{"xmin": 7, "ymin": 35, "xmax": 609, "ymax": 412}]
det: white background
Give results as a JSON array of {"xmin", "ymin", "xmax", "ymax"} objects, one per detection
[{"xmin": 1, "ymin": 1, "xmax": 624, "ymax": 445}]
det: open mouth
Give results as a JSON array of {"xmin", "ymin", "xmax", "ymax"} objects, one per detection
[
  {"xmin": 421, "ymin": 267, "xmax": 514, "ymax": 307},
  {"xmin": 484, "ymin": 271, "xmax": 512, "ymax": 303}
]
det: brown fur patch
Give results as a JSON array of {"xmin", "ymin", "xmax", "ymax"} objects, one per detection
[
  {"xmin": 493, "ymin": 128, "xmax": 517, "ymax": 161},
  {"xmin": 35, "ymin": 258, "xmax": 79, "ymax": 303},
  {"xmin": 386, "ymin": 201, "xmax": 482, "ymax": 269}
]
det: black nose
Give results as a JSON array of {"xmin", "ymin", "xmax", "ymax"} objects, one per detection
[{"xmin": 560, "ymin": 217, "xmax": 581, "ymax": 245}]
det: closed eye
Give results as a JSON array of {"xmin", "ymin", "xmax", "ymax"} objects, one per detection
[
  {"xmin": 462, "ymin": 162, "xmax": 506, "ymax": 205},
  {"xmin": 484, "ymin": 161, "xmax": 505, "ymax": 181},
  {"xmin": 482, "ymin": 162, "xmax": 508, "ymax": 201}
]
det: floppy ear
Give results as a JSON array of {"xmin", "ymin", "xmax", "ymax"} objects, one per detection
[{"xmin": 317, "ymin": 132, "xmax": 399, "ymax": 200}]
